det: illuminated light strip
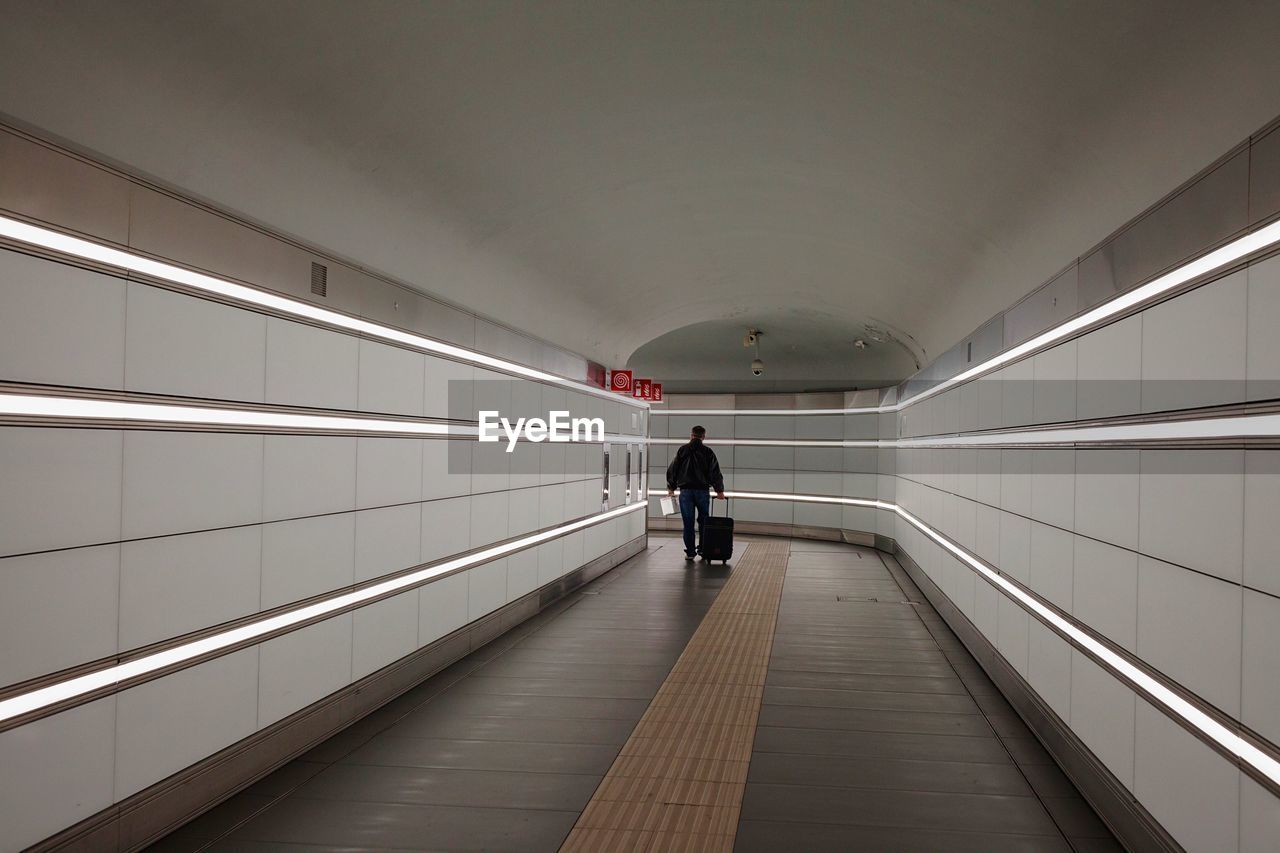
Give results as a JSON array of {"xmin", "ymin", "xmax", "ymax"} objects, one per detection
[
  {"xmin": 0, "ymin": 391, "xmax": 655, "ymax": 445},
  {"xmin": 648, "ymin": 486, "xmax": 1280, "ymax": 786},
  {"xmin": 657, "ymin": 219, "xmax": 1280, "ymax": 417},
  {"xmin": 891, "ymin": 503, "xmax": 1280, "ymax": 788},
  {"xmin": 660, "ymin": 489, "xmax": 880, "ymax": 507},
  {"xmin": 0, "ymin": 216, "xmax": 645, "ymax": 409},
  {"xmin": 647, "ymin": 437, "xmax": 865, "ymax": 448},
  {"xmin": 895, "ymin": 411, "xmax": 1280, "ymax": 447},
  {"xmin": 650, "ymin": 410, "xmax": 1280, "ymax": 448},
  {"xmin": 0, "ymin": 392, "xmax": 462, "ymax": 436},
  {"xmin": 657, "ymin": 407, "xmax": 880, "ymax": 416},
  {"xmin": 0, "ymin": 501, "xmax": 646, "ymax": 725}
]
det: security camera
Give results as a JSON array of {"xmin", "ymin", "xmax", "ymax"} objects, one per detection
[
  {"xmin": 751, "ymin": 358, "xmax": 765, "ymax": 376},
  {"xmin": 743, "ymin": 331, "xmax": 758, "ymax": 348}
]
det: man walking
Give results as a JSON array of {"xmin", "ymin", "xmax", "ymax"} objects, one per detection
[{"xmin": 666, "ymin": 425, "xmax": 726, "ymax": 561}]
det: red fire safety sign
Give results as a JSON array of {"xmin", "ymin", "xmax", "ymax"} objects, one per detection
[{"xmin": 609, "ymin": 370, "xmax": 633, "ymax": 393}]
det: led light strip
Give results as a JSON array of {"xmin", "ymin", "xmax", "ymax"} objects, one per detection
[
  {"xmin": 657, "ymin": 218, "xmax": 1280, "ymax": 417},
  {"xmin": 656, "ymin": 407, "xmax": 881, "ymax": 416},
  {"xmin": 649, "ymin": 487, "xmax": 1280, "ymax": 787},
  {"xmin": 661, "ymin": 489, "xmax": 880, "ymax": 507},
  {"xmin": 650, "ymin": 410, "xmax": 1280, "ymax": 448},
  {"xmin": 891, "ymin": 503, "xmax": 1280, "ymax": 788},
  {"xmin": 0, "ymin": 391, "xmax": 657, "ymax": 445},
  {"xmin": 0, "ymin": 501, "xmax": 646, "ymax": 726},
  {"xmin": 0, "ymin": 392, "xmax": 463, "ymax": 436},
  {"xmin": 648, "ymin": 437, "xmax": 866, "ymax": 448},
  {"xmin": 0, "ymin": 215, "xmax": 645, "ymax": 410}
]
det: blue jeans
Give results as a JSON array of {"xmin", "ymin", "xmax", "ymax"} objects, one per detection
[{"xmin": 679, "ymin": 488, "xmax": 711, "ymax": 557}]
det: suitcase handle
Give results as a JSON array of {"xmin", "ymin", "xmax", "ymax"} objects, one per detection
[{"xmin": 716, "ymin": 495, "xmax": 730, "ymax": 516}]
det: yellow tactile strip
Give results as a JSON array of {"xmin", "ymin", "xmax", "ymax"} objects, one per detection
[{"xmin": 561, "ymin": 539, "xmax": 790, "ymax": 853}]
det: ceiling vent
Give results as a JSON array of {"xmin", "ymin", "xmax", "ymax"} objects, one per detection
[{"xmin": 310, "ymin": 262, "xmax": 328, "ymax": 297}]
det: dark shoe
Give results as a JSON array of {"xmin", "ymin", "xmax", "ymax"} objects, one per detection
[{"xmin": 685, "ymin": 554, "xmax": 695, "ymax": 562}]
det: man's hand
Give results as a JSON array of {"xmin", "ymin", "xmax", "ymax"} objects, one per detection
[
  {"xmin": 667, "ymin": 489, "xmax": 675, "ymax": 498},
  {"xmin": 715, "ymin": 491, "xmax": 726, "ymax": 500}
]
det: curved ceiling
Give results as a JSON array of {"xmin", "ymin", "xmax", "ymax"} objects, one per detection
[
  {"xmin": 628, "ymin": 314, "xmax": 920, "ymax": 394},
  {"xmin": 3, "ymin": 1, "xmax": 1280, "ymax": 384}
]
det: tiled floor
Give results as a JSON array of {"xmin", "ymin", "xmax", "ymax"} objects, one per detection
[
  {"xmin": 148, "ymin": 535, "xmax": 1120, "ymax": 852},
  {"xmin": 149, "ymin": 535, "xmax": 731, "ymax": 852},
  {"xmin": 735, "ymin": 538, "xmax": 1121, "ymax": 853},
  {"xmin": 562, "ymin": 538, "xmax": 789, "ymax": 852}
]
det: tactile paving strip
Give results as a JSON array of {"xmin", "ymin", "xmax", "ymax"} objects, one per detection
[{"xmin": 561, "ymin": 539, "xmax": 790, "ymax": 853}]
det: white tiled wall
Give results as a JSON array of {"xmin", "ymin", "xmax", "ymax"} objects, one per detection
[
  {"xmin": 648, "ymin": 252, "xmax": 1280, "ymax": 853},
  {"xmin": 0, "ymin": 202, "xmax": 642, "ymax": 848}
]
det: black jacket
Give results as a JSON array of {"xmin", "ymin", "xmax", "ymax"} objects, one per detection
[{"xmin": 666, "ymin": 439, "xmax": 724, "ymax": 492}]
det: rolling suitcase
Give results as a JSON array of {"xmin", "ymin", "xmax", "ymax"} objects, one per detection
[{"xmin": 701, "ymin": 498, "xmax": 734, "ymax": 564}]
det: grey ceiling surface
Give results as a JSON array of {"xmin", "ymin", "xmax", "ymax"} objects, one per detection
[{"xmin": 2, "ymin": 1, "xmax": 1280, "ymax": 386}]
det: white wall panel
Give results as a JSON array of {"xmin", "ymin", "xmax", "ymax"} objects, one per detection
[
  {"xmin": 422, "ymin": 438, "xmax": 472, "ymax": 500},
  {"xmin": 1141, "ymin": 269, "xmax": 1246, "ymax": 414},
  {"xmin": 354, "ymin": 504, "xmax": 421, "ymax": 583},
  {"xmin": 114, "ymin": 649, "xmax": 258, "ymax": 799},
  {"xmin": 124, "ymin": 282, "xmax": 266, "ymax": 402},
  {"xmin": 0, "ymin": 248, "xmax": 126, "ymax": 390},
  {"xmin": 264, "ymin": 317, "xmax": 359, "ymax": 410},
  {"xmin": 263, "ymin": 435, "xmax": 357, "ymax": 520},
  {"xmin": 0, "ymin": 544, "xmax": 119, "ymax": 687},
  {"xmin": 508, "ymin": 488, "xmax": 540, "ymax": 537},
  {"xmin": 1074, "ymin": 450, "xmax": 1139, "ymax": 551},
  {"xmin": 734, "ymin": 497, "xmax": 793, "ymax": 525},
  {"xmin": 0, "ymin": 697, "xmax": 116, "ymax": 852},
  {"xmin": 420, "ymin": 495, "xmax": 472, "ymax": 565},
  {"xmin": 1073, "ymin": 537, "xmax": 1138, "ymax": 652},
  {"xmin": 1137, "ymin": 555, "xmax": 1241, "ymax": 716},
  {"xmin": 355, "ymin": 437, "xmax": 422, "ymax": 509},
  {"xmin": 507, "ymin": 550, "xmax": 539, "ymax": 600},
  {"xmin": 1069, "ymin": 650, "xmax": 1135, "ymax": 788},
  {"xmin": 733, "ymin": 445, "xmax": 794, "ymax": 470},
  {"xmin": 1001, "ymin": 358, "xmax": 1034, "ymax": 428},
  {"xmin": 974, "ymin": 503, "xmax": 1000, "ymax": 565},
  {"xmin": 972, "ymin": 578, "xmax": 998, "ymax": 639},
  {"xmin": 1243, "ymin": 450, "xmax": 1280, "ymax": 597},
  {"xmin": 1135, "ymin": 701, "xmax": 1239, "ymax": 853},
  {"xmin": 999, "ymin": 450, "xmax": 1032, "ymax": 516},
  {"xmin": 538, "ymin": 538, "xmax": 566, "ymax": 585},
  {"xmin": 352, "ymin": 592, "xmax": 419, "ymax": 680},
  {"xmin": 122, "ymin": 431, "xmax": 263, "ymax": 540},
  {"xmin": 467, "ymin": 559, "xmax": 507, "ymax": 620},
  {"xmin": 419, "ymin": 572, "xmax": 469, "ymax": 645},
  {"xmin": 996, "ymin": 595, "xmax": 1029, "ymax": 675},
  {"xmin": 258, "ymin": 614, "xmax": 353, "ymax": 728},
  {"xmin": 1138, "ymin": 450, "xmax": 1243, "ymax": 583},
  {"xmin": 1246, "ymin": 254, "xmax": 1280, "ymax": 401},
  {"xmin": 1028, "ymin": 522, "xmax": 1073, "ymax": 612},
  {"xmin": 1241, "ymin": 589, "xmax": 1280, "ymax": 745},
  {"xmin": 119, "ymin": 526, "xmax": 262, "ymax": 649},
  {"xmin": 1240, "ymin": 772, "xmax": 1280, "ymax": 853},
  {"xmin": 998, "ymin": 513, "xmax": 1031, "ymax": 585},
  {"xmin": 1032, "ymin": 340, "xmax": 1076, "ymax": 424},
  {"xmin": 357, "ymin": 339, "xmax": 425, "ymax": 417},
  {"xmin": 1076, "ymin": 313, "xmax": 1141, "ymax": 420},
  {"xmin": 261, "ymin": 514, "xmax": 356, "ymax": 608},
  {"xmin": 1030, "ymin": 449, "xmax": 1074, "ymax": 530},
  {"xmin": 0, "ymin": 427, "xmax": 122, "ymax": 557},
  {"xmin": 469, "ymin": 490, "xmax": 509, "ymax": 547},
  {"xmin": 1027, "ymin": 620, "xmax": 1071, "ymax": 720}
]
